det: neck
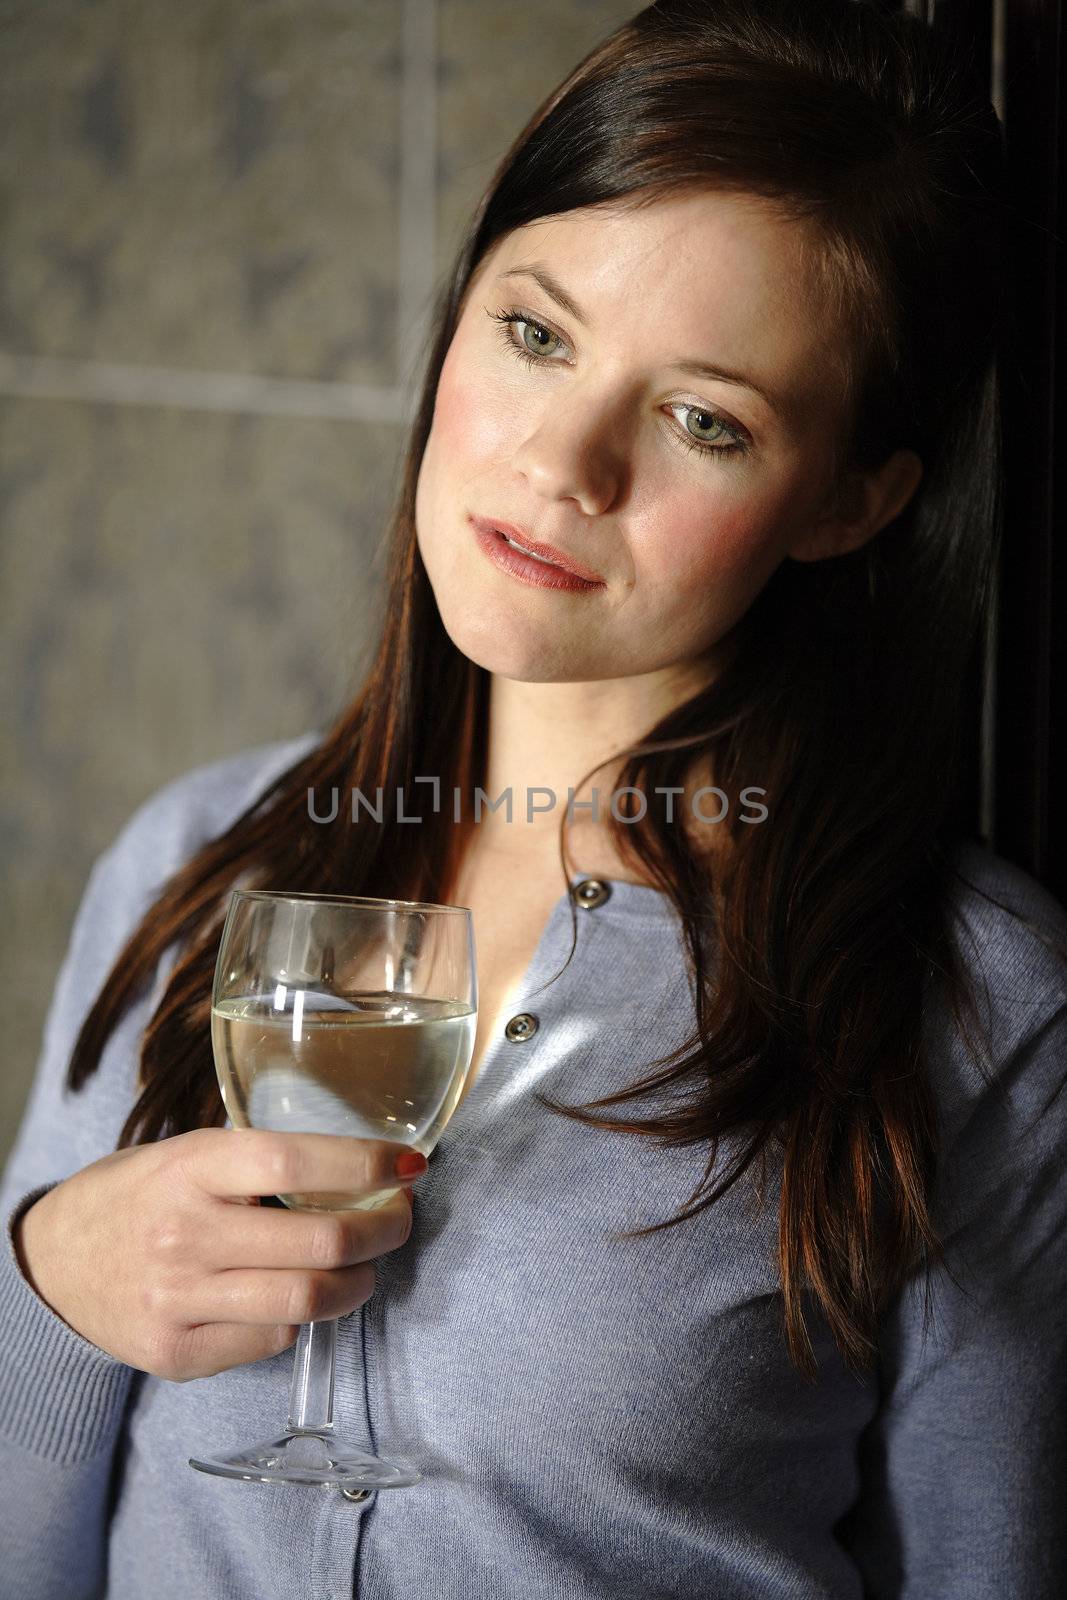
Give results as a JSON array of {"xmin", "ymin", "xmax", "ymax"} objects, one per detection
[{"xmin": 442, "ymin": 665, "xmax": 719, "ymax": 886}]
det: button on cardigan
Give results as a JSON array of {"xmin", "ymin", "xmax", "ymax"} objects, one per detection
[{"xmin": 2, "ymin": 733, "xmax": 1066, "ymax": 1600}]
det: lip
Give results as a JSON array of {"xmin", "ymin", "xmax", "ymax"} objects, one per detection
[{"xmin": 469, "ymin": 515, "xmax": 605, "ymax": 591}]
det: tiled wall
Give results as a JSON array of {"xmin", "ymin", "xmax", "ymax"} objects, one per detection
[{"xmin": 1, "ymin": 0, "xmax": 636, "ymax": 1160}]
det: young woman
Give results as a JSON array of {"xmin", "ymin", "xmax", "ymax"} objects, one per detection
[{"xmin": 3, "ymin": 2, "xmax": 1065, "ymax": 1596}]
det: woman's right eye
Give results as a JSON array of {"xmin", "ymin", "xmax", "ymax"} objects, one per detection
[{"xmin": 488, "ymin": 308, "xmax": 569, "ymax": 366}]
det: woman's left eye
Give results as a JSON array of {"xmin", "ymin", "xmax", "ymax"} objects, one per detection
[{"xmin": 487, "ymin": 307, "xmax": 750, "ymax": 459}]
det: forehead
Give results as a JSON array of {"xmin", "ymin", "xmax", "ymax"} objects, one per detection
[{"xmin": 474, "ymin": 190, "xmax": 845, "ymax": 430}]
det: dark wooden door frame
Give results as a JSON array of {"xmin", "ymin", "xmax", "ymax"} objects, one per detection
[
  {"xmin": 994, "ymin": 0, "xmax": 1065, "ymax": 901},
  {"xmin": 906, "ymin": 0, "xmax": 1064, "ymax": 899}
]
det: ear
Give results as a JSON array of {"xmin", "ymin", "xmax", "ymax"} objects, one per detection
[{"xmin": 786, "ymin": 447, "xmax": 924, "ymax": 563}]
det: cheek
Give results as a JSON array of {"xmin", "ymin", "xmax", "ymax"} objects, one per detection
[
  {"xmin": 641, "ymin": 492, "xmax": 780, "ymax": 594},
  {"xmin": 431, "ymin": 347, "xmax": 512, "ymax": 464},
  {"xmin": 416, "ymin": 341, "xmax": 513, "ymax": 567}
]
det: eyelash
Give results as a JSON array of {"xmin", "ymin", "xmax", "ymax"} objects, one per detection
[{"xmin": 487, "ymin": 306, "xmax": 751, "ymax": 460}]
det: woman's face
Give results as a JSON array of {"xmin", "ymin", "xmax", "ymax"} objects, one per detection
[{"xmin": 415, "ymin": 189, "xmax": 885, "ymax": 685}]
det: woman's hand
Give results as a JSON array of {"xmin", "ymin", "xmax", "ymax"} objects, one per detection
[{"xmin": 12, "ymin": 1127, "xmax": 424, "ymax": 1381}]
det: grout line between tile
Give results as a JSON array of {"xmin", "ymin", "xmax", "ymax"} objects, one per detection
[
  {"xmin": 0, "ymin": 0, "xmax": 441, "ymax": 427},
  {"xmin": 0, "ymin": 351, "xmax": 408, "ymax": 421}
]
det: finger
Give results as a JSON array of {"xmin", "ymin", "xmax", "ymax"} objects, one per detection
[
  {"xmin": 191, "ymin": 1261, "xmax": 378, "ymax": 1329},
  {"xmin": 179, "ymin": 1127, "xmax": 426, "ymax": 1203},
  {"xmin": 201, "ymin": 1187, "xmax": 413, "ymax": 1270},
  {"xmin": 177, "ymin": 1320, "xmax": 300, "ymax": 1381}
]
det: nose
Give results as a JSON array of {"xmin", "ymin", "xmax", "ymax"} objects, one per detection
[{"xmin": 511, "ymin": 390, "xmax": 625, "ymax": 516}]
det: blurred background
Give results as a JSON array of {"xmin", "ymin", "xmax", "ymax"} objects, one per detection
[
  {"xmin": 0, "ymin": 0, "xmax": 638, "ymax": 1156},
  {"xmin": 2, "ymin": 0, "xmax": 1063, "ymax": 1163}
]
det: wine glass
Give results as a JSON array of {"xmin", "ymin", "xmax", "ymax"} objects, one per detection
[{"xmin": 188, "ymin": 889, "xmax": 476, "ymax": 1493}]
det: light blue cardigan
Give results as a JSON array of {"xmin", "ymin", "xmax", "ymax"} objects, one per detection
[{"xmin": 2, "ymin": 734, "xmax": 1066, "ymax": 1599}]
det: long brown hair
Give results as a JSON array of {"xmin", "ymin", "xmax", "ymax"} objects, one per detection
[{"xmin": 66, "ymin": 0, "xmax": 1053, "ymax": 1381}]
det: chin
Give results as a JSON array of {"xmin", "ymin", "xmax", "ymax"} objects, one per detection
[{"xmin": 431, "ymin": 593, "xmax": 589, "ymax": 681}]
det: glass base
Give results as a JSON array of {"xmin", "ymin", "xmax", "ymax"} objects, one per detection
[{"xmin": 188, "ymin": 1428, "xmax": 420, "ymax": 1491}]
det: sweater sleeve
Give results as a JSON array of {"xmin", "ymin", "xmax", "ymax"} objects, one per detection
[
  {"xmin": 0, "ymin": 733, "xmax": 318, "ymax": 1600},
  {"xmin": 836, "ymin": 980, "xmax": 1067, "ymax": 1598},
  {"xmin": 0, "ymin": 828, "xmax": 155, "ymax": 1600}
]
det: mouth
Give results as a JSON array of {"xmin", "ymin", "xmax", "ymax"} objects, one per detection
[{"xmin": 468, "ymin": 515, "xmax": 605, "ymax": 586}]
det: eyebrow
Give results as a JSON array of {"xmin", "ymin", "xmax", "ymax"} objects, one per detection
[{"xmin": 497, "ymin": 261, "xmax": 787, "ymax": 420}]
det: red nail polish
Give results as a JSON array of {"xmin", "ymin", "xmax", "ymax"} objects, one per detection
[{"xmin": 395, "ymin": 1149, "xmax": 428, "ymax": 1179}]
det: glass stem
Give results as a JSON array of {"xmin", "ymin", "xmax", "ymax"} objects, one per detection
[{"xmin": 286, "ymin": 1318, "xmax": 337, "ymax": 1434}]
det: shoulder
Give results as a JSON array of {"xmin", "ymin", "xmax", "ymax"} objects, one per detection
[
  {"xmin": 924, "ymin": 838, "xmax": 1067, "ymax": 1143},
  {"xmin": 949, "ymin": 838, "xmax": 1067, "ymax": 959},
  {"xmin": 77, "ymin": 732, "xmax": 322, "ymax": 951},
  {"xmin": 2, "ymin": 733, "xmax": 323, "ymax": 1186},
  {"xmin": 102, "ymin": 731, "xmax": 322, "ymax": 884},
  {"xmin": 945, "ymin": 838, "xmax": 1067, "ymax": 1017}
]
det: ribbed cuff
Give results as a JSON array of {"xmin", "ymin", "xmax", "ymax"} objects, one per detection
[{"xmin": 0, "ymin": 1184, "xmax": 135, "ymax": 1463}]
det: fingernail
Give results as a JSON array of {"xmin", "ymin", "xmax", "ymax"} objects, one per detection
[{"xmin": 395, "ymin": 1149, "xmax": 428, "ymax": 1179}]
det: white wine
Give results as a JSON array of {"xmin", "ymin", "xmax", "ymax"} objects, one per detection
[{"xmin": 212, "ymin": 991, "xmax": 475, "ymax": 1212}]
